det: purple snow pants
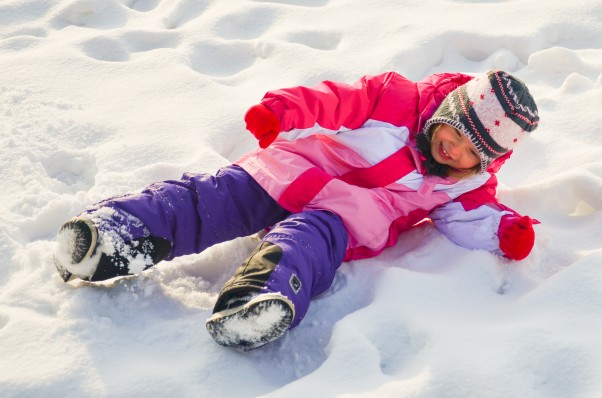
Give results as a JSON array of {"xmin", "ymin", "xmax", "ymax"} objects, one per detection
[{"xmin": 84, "ymin": 165, "xmax": 348, "ymax": 328}]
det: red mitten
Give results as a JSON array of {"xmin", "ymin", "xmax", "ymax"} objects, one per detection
[
  {"xmin": 244, "ymin": 104, "xmax": 281, "ymax": 148},
  {"xmin": 498, "ymin": 215, "xmax": 535, "ymax": 260}
]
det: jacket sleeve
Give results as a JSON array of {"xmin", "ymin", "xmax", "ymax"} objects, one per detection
[
  {"xmin": 260, "ymin": 72, "xmax": 413, "ymax": 136},
  {"xmin": 428, "ymin": 174, "xmax": 535, "ymax": 259}
]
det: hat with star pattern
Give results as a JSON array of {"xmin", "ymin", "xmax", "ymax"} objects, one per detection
[{"xmin": 422, "ymin": 70, "xmax": 540, "ymax": 172}]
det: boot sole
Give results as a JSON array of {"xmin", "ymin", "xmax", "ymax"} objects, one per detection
[
  {"xmin": 54, "ymin": 217, "xmax": 99, "ymax": 282},
  {"xmin": 206, "ymin": 293, "xmax": 295, "ymax": 351}
]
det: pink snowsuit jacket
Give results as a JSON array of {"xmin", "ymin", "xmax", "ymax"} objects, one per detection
[{"xmin": 236, "ymin": 72, "xmax": 524, "ymax": 261}]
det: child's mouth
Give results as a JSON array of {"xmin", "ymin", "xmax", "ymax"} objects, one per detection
[{"xmin": 439, "ymin": 143, "xmax": 452, "ymax": 161}]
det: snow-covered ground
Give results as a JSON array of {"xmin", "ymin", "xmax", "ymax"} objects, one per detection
[{"xmin": 1, "ymin": 0, "xmax": 602, "ymax": 397}]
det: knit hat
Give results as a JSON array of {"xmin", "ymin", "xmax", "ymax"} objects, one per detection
[{"xmin": 421, "ymin": 70, "xmax": 539, "ymax": 172}]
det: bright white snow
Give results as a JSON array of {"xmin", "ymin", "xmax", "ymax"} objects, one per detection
[{"xmin": 1, "ymin": 0, "xmax": 602, "ymax": 397}]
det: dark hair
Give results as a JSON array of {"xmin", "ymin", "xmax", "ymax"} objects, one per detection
[{"xmin": 415, "ymin": 124, "xmax": 480, "ymax": 179}]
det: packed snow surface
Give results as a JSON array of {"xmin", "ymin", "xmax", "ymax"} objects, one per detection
[{"xmin": 1, "ymin": 0, "xmax": 602, "ymax": 397}]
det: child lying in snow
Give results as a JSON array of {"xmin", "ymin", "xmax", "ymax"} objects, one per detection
[{"xmin": 54, "ymin": 70, "xmax": 539, "ymax": 350}]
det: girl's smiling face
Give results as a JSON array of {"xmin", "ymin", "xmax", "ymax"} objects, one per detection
[{"xmin": 430, "ymin": 124, "xmax": 481, "ymax": 171}]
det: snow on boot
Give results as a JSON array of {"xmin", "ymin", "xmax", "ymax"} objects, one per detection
[
  {"xmin": 206, "ymin": 292, "xmax": 295, "ymax": 351},
  {"xmin": 53, "ymin": 217, "xmax": 100, "ymax": 282}
]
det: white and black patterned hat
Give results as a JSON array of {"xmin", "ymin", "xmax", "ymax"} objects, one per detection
[{"xmin": 422, "ymin": 70, "xmax": 540, "ymax": 172}]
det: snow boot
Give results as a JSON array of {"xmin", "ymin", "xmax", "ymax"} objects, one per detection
[
  {"xmin": 53, "ymin": 217, "xmax": 100, "ymax": 282},
  {"xmin": 206, "ymin": 292, "xmax": 295, "ymax": 351}
]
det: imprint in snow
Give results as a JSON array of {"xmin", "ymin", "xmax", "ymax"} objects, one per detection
[
  {"xmin": 162, "ymin": 0, "xmax": 210, "ymax": 30},
  {"xmin": 0, "ymin": 27, "xmax": 48, "ymax": 52},
  {"xmin": 121, "ymin": 30, "xmax": 182, "ymax": 53},
  {"xmin": 250, "ymin": 0, "xmax": 330, "ymax": 7},
  {"xmin": 213, "ymin": 8, "xmax": 275, "ymax": 40},
  {"xmin": 444, "ymin": 0, "xmax": 506, "ymax": 3},
  {"xmin": 40, "ymin": 150, "xmax": 97, "ymax": 192},
  {"xmin": 285, "ymin": 30, "xmax": 341, "ymax": 51},
  {"xmin": 51, "ymin": 0, "xmax": 128, "ymax": 30},
  {"xmin": 187, "ymin": 42, "xmax": 257, "ymax": 77},
  {"xmin": 78, "ymin": 36, "xmax": 130, "ymax": 62},
  {"xmin": 560, "ymin": 73, "xmax": 594, "ymax": 94},
  {"xmin": 0, "ymin": 313, "xmax": 9, "ymax": 330},
  {"xmin": 0, "ymin": 0, "xmax": 52, "ymax": 28},
  {"xmin": 529, "ymin": 47, "xmax": 597, "ymax": 82},
  {"xmin": 125, "ymin": 0, "xmax": 162, "ymax": 12}
]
